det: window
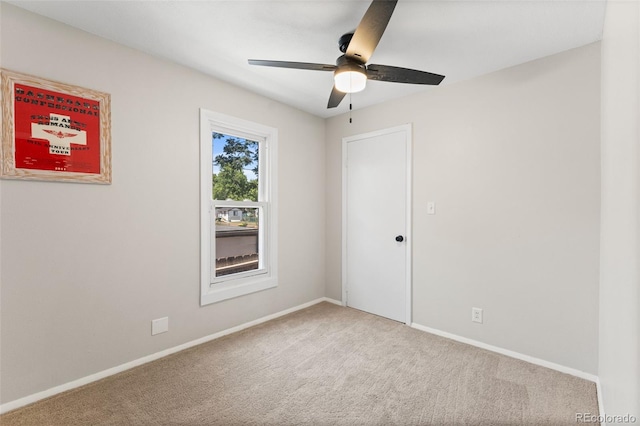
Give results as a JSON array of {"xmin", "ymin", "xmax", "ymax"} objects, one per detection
[{"xmin": 200, "ymin": 110, "xmax": 278, "ymax": 305}]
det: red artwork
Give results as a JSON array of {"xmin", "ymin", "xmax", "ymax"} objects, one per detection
[
  {"xmin": 13, "ymin": 84, "xmax": 102, "ymax": 174},
  {"xmin": 1, "ymin": 69, "xmax": 111, "ymax": 184}
]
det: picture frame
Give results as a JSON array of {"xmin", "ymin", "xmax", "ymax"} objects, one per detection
[{"xmin": 1, "ymin": 69, "xmax": 111, "ymax": 184}]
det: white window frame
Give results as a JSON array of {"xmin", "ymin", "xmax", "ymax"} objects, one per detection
[{"xmin": 200, "ymin": 109, "xmax": 278, "ymax": 305}]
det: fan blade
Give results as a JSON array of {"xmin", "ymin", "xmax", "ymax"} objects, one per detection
[
  {"xmin": 248, "ymin": 60, "xmax": 336, "ymax": 72},
  {"xmin": 366, "ymin": 64, "xmax": 445, "ymax": 85},
  {"xmin": 345, "ymin": 0, "xmax": 398, "ymax": 64},
  {"xmin": 327, "ymin": 86, "xmax": 347, "ymax": 108}
]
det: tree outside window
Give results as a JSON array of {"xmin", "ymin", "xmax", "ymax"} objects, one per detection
[{"xmin": 212, "ymin": 133, "xmax": 258, "ymax": 202}]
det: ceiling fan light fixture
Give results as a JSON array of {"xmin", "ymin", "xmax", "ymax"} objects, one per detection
[{"xmin": 334, "ymin": 69, "xmax": 367, "ymax": 93}]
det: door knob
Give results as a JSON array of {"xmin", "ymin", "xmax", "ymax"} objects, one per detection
[{"xmin": 395, "ymin": 235, "xmax": 404, "ymax": 242}]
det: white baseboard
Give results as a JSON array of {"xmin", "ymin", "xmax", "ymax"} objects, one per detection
[
  {"xmin": 0, "ymin": 297, "xmax": 336, "ymax": 415},
  {"xmin": 410, "ymin": 322, "xmax": 599, "ymax": 383},
  {"xmin": 322, "ymin": 297, "xmax": 344, "ymax": 306}
]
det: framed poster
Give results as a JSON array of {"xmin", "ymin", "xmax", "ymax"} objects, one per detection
[{"xmin": 1, "ymin": 69, "xmax": 111, "ymax": 184}]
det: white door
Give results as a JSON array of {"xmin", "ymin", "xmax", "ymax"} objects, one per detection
[{"xmin": 343, "ymin": 125, "xmax": 411, "ymax": 324}]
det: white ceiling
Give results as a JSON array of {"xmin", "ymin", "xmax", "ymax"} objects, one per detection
[{"xmin": 8, "ymin": 0, "xmax": 607, "ymax": 118}]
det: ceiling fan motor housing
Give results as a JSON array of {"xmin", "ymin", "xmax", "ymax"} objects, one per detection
[
  {"xmin": 336, "ymin": 55, "xmax": 366, "ymax": 72},
  {"xmin": 339, "ymin": 32, "xmax": 354, "ymax": 54}
]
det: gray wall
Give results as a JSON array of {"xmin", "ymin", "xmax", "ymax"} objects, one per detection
[
  {"xmin": 599, "ymin": 0, "xmax": 640, "ymax": 418},
  {"xmin": 0, "ymin": 4, "xmax": 326, "ymax": 404},
  {"xmin": 325, "ymin": 43, "xmax": 601, "ymax": 374}
]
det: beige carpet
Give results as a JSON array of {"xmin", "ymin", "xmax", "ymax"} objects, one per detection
[{"xmin": 1, "ymin": 302, "xmax": 599, "ymax": 425}]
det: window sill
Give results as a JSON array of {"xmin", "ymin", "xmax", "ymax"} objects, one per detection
[{"xmin": 200, "ymin": 275, "xmax": 277, "ymax": 305}]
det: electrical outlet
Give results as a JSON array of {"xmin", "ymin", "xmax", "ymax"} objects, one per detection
[
  {"xmin": 151, "ymin": 317, "xmax": 169, "ymax": 335},
  {"xmin": 472, "ymin": 307, "xmax": 483, "ymax": 324}
]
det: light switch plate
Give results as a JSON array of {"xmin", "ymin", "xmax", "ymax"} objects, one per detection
[{"xmin": 427, "ymin": 202, "xmax": 436, "ymax": 215}]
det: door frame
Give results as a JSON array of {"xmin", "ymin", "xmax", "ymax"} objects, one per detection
[{"xmin": 341, "ymin": 124, "xmax": 413, "ymax": 325}]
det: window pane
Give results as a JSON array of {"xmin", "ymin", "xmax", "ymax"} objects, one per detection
[
  {"xmin": 215, "ymin": 207, "xmax": 260, "ymax": 277},
  {"xmin": 212, "ymin": 133, "xmax": 259, "ymax": 202}
]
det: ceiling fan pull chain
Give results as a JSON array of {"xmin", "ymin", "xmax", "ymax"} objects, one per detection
[{"xmin": 349, "ymin": 93, "xmax": 353, "ymax": 124}]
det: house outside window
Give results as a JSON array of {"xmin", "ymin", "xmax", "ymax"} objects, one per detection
[{"xmin": 200, "ymin": 109, "xmax": 278, "ymax": 305}]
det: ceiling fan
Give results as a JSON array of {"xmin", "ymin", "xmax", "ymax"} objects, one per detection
[{"xmin": 248, "ymin": 0, "xmax": 445, "ymax": 109}]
